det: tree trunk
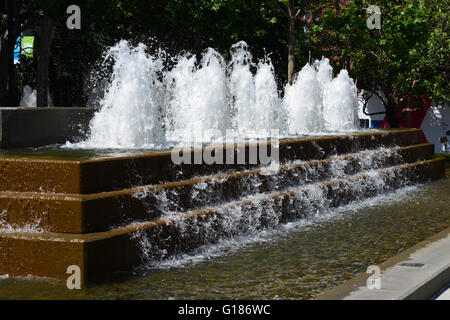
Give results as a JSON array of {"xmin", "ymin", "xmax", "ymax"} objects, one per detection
[
  {"xmin": 0, "ymin": 11, "xmax": 6, "ymax": 105},
  {"xmin": 0, "ymin": 37, "xmax": 8, "ymax": 106},
  {"xmin": 0, "ymin": 4, "xmax": 15, "ymax": 106},
  {"xmin": 287, "ymin": 0, "xmax": 296, "ymax": 85},
  {"xmin": 7, "ymin": 0, "xmax": 15, "ymax": 106},
  {"xmin": 37, "ymin": 15, "xmax": 52, "ymax": 107},
  {"xmin": 405, "ymin": 111, "xmax": 412, "ymax": 128},
  {"xmin": 385, "ymin": 98, "xmax": 400, "ymax": 128}
]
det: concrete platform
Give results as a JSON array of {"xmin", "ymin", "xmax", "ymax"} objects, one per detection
[
  {"xmin": 0, "ymin": 158, "xmax": 445, "ymax": 285},
  {"xmin": 0, "ymin": 128, "xmax": 445, "ymax": 285},
  {"xmin": 0, "ymin": 107, "xmax": 98, "ymax": 148},
  {"xmin": 317, "ymin": 226, "xmax": 450, "ymax": 300}
]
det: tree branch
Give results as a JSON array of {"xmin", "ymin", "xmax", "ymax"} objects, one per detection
[
  {"xmin": 276, "ymin": 2, "xmax": 289, "ymax": 18},
  {"xmin": 17, "ymin": 11, "xmax": 39, "ymax": 34},
  {"xmin": 0, "ymin": 12, "xmax": 7, "ymax": 25},
  {"xmin": 365, "ymin": 50, "xmax": 381, "ymax": 61},
  {"xmin": 0, "ymin": 12, "xmax": 7, "ymax": 40}
]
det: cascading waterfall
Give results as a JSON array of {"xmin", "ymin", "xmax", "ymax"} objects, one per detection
[
  {"xmin": 71, "ymin": 40, "xmax": 359, "ymax": 149},
  {"xmin": 129, "ymin": 147, "xmax": 402, "ymax": 218},
  {"xmin": 128, "ymin": 147, "xmax": 412, "ymax": 264},
  {"xmin": 0, "ymin": 33, "xmax": 443, "ymax": 289}
]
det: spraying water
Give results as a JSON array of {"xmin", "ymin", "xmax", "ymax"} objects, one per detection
[
  {"xmin": 73, "ymin": 40, "xmax": 359, "ymax": 149},
  {"xmin": 85, "ymin": 41, "xmax": 166, "ymax": 148},
  {"xmin": 284, "ymin": 63, "xmax": 325, "ymax": 134},
  {"xmin": 228, "ymin": 41, "xmax": 285, "ymax": 137},
  {"xmin": 322, "ymin": 69, "xmax": 359, "ymax": 131},
  {"xmin": 166, "ymin": 48, "xmax": 229, "ymax": 142}
]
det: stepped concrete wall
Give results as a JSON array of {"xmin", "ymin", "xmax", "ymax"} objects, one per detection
[{"xmin": 0, "ymin": 129, "xmax": 445, "ymax": 285}]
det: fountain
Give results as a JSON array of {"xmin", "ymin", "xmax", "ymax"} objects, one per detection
[{"xmin": 0, "ymin": 41, "xmax": 445, "ymax": 286}]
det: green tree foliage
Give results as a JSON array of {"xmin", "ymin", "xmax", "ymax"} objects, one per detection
[
  {"xmin": 2, "ymin": 0, "xmax": 448, "ymax": 117},
  {"xmin": 313, "ymin": 0, "xmax": 449, "ymax": 126}
]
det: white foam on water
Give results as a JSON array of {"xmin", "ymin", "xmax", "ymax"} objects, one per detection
[
  {"xmin": 136, "ymin": 184, "xmax": 420, "ymax": 271},
  {"xmin": 0, "ymin": 210, "xmax": 45, "ymax": 234},
  {"xmin": 124, "ymin": 146, "xmax": 403, "ymax": 220},
  {"xmin": 50, "ymin": 40, "xmax": 421, "ymax": 275},
  {"xmin": 166, "ymin": 48, "xmax": 229, "ymax": 143},
  {"xmin": 228, "ymin": 41, "xmax": 285, "ymax": 137},
  {"xmin": 284, "ymin": 63, "xmax": 324, "ymax": 134}
]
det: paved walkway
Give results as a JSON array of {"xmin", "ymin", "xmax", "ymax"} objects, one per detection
[{"xmin": 317, "ymin": 227, "xmax": 450, "ymax": 300}]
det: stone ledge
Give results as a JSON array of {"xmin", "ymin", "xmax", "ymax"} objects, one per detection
[{"xmin": 0, "ymin": 107, "xmax": 98, "ymax": 148}]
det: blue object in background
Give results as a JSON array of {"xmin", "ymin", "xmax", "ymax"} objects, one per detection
[
  {"xmin": 14, "ymin": 36, "xmax": 22, "ymax": 64},
  {"xmin": 370, "ymin": 120, "xmax": 383, "ymax": 128}
]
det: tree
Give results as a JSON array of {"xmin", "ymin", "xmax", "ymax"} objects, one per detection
[
  {"xmin": 8, "ymin": 0, "xmax": 445, "ymax": 114},
  {"xmin": 2, "ymin": 0, "xmax": 314, "ymax": 106},
  {"xmin": 314, "ymin": 0, "xmax": 449, "ymax": 127},
  {"xmin": 276, "ymin": 0, "xmax": 303, "ymax": 85},
  {"xmin": 0, "ymin": 0, "xmax": 38, "ymax": 106},
  {"xmin": 36, "ymin": 14, "xmax": 52, "ymax": 107}
]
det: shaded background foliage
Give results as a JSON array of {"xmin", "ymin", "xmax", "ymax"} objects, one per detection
[{"xmin": 0, "ymin": 0, "xmax": 448, "ymax": 125}]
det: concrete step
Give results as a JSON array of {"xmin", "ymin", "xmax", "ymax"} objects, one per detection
[
  {"xmin": 0, "ymin": 158, "xmax": 445, "ymax": 285},
  {"xmin": 0, "ymin": 143, "xmax": 435, "ymax": 234},
  {"xmin": 0, "ymin": 129, "xmax": 424, "ymax": 194}
]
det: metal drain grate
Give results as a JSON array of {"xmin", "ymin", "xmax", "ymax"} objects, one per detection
[{"xmin": 398, "ymin": 262, "xmax": 425, "ymax": 268}]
